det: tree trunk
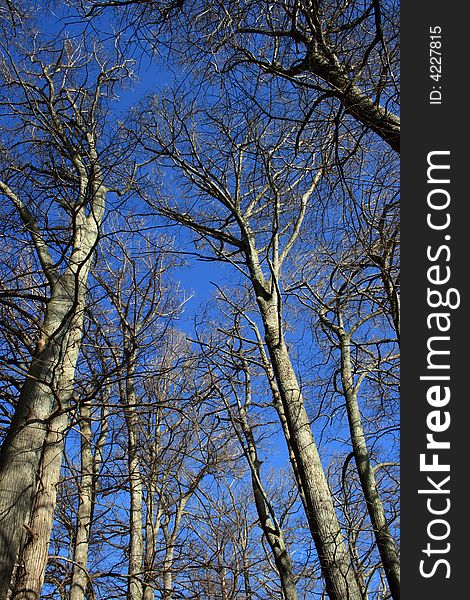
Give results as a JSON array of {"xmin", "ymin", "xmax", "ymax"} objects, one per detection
[
  {"xmin": 161, "ymin": 499, "xmax": 187, "ymax": 600},
  {"xmin": 70, "ymin": 399, "xmax": 101, "ymax": 600},
  {"xmin": 162, "ymin": 555, "xmax": 173, "ymax": 600},
  {"xmin": 143, "ymin": 491, "xmax": 158, "ymax": 600},
  {"xmin": 0, "ymin": 363, "xmax": 53, "ymax": 596},
  {"xmin": 10, "ymin": 267, "xmax": 97, "ymax": 600},
  {"xmin": 252, "ymin": 325, "xmax": 307, "ymax": 509},
  {"xmin": 305, "ymin": 49, "xmax": 400, "ymax": 153},
  {"xmin": 241, "ymin": 555, "xmax": 252, "ymax": 600},
  {"xmin": 248, "ymin": 453, "xmax": 299, "ymax": 600},
  {"xmin": 235, "ymin": 370, "xmax": 299, "ymax": 600},
  {"xmin": 339, "ymin": 334, "xmax": 400, "ymax": 600},
  {"xmin": 255, "ymin": 291, "xmax": 362, "ymax": 600},
  {"xmin": 126, "ymin": 382, "xmax": 144, "ymax": 600},
  {"xmin": 217, "ymin": 559, "xmax": 229, "ymax": 600},
  {"xmin": 9, "ymin": 411, "xmax": 67, "ymax": 600},
  {"xmin": 0, "ymin": 273, "xmax": 88, "ymax": 597},
  {"xmin": 0, "ymin": 185, "xmax": 105, "ymax": 596},
  {"xmin": 143, "ymin": 417, "xmax": 163, "ymax": 600},
  {"xmin": 161, "ymin": 522, "xmax": 174, "ymax": 600}
]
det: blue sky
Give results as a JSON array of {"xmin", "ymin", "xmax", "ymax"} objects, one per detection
[{"xmin": 20, "ymin": 9, "xmax": 398, "ymax": 595}]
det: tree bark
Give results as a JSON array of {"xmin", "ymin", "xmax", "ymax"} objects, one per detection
[
  {"xmin": 70, "ymin": 397, "xmax": 108, "ymax": 600},
  {"xmin": 305, "ymin": 49, "xmax": 400, "ymax": 153},
  {"xmin": 339, "ymin": 332, "xmax": 400, "ymax": 600},
  {"xmin": 161, "ymin": 498, "xmax": 187, "ymax": 600},
  {"xmin": 251, "ymin": 324, "xmax": 308, "ymax": 510},
  {"xmin": 10, "ymin": 266, "xmax": 99, "ymax": 600},
  {"xmin": 229, "ymin": 359, "xmax": 299, "ymax": 600},
  {"xmin": 240, "ymin": 411, "xmax": 299, "ymax": 600},
  {"xmin": 143, "ymin": 490, "xmax": 160, "ymax": 600},
  {"xmin": 0, "ymin": 276, "xmax": 86, "ymax": 597},
  {"xmin": 9, "ymin": 411, "xmax": 67, "ymax": 600},
  {"xmin": 161, "ymin": 523, "xmax": 174, "ymax": 600},
  {"xmin": 124, "ymin": 368, "xmax": 144, "ymax": 600},
  {"xmin": 241, "ymin": 239, "xmax": 362, "ymax": 600},
  {"xmin": 249, "ymin": 281, "xmax": 361, "ymax": 599},
  {"xmin": 263, "ymin": 318, "xmax": 360, "ymax": 599},
  {"xmin": 0, "ymin": 184, "xmax": 105, "ymax": 596}
]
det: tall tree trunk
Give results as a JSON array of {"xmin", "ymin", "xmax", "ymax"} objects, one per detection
[
  {"xmin": 339, "ymin": 333, "xmax": 400, "ymax": 600},
  {"xmin": 10, "ymin": 411, "xmax": 67, "ymax": 600},
  {"xmin": 230, "ymin": 359, "xmax": 299, "ymax": 600},
  {"xmin": 244, "ymin": 436, "xmax": 299, "ymax": 600},
  {"xmin": 70, "ymin": 397, "xmax": 108, "ymax": 600},
  {"xmin": 161, "ymin": 523, "xmax": 174, "ymax": 600},
  {"xmin": 142, "ymin": 491, "xmax": 158, "ymax": 600},
  {"xmin": 0, "ymin": 183, "xmax": 105, "ymax": 596},
  {"xmin": 251, "ymin": 323, "xmax": 307, "ymax": 509},
  {"xmin": 217, "ymin": 558, "xmax": 229, "ymax": 600},
  {"xmin": 122, "ymin": 357, "xmax": 144, "ymax": 600},
  {"xmin": 10, "ymin": 268, "xmax": 99, "ymax": 600},
  {"xmin": 143, "ymin": 414, "xmax": 163, "ymax": 600},
  {"xmin": 253, "ymin": 284, "xmax": 362, "ymax": 600},
  {"xmin": 161, "ymin": 499, "xmax": 187, "ymax": 600},
  {"xmin": 241, "ymin": 554, "xmax": 252, "ymax": 600},
  {"xmin": 0, "ymin": 273, "xmax": 88, "ymax": 597},
  {"xmin": 127, "ymin": 411, "xmax": 144, "ymax": 600}
]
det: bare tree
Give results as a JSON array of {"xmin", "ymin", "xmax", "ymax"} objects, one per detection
[
  {"xmin": 319, "ymin": 302, "xmax": 399, "ymax": 599},
  {"xmin": 93, "ymin": 234, "xmax": 187, "ymax": 600},
  {"xmin": 287, "ymin": 205, "xmax": 399, "ymax": 598},
  {"xmin": 195, "ymin": 307, "xmax": 300, "ymax": 600},
  {"xmin": 135, "ymin": 94, "xmax": 363, "ymax": 600},
  {"xmin": 80, "ymin": 0, "xmax": 399, "ymax": 152},
  {"xmin": 0, "ymin": 33, "xmax": 134, "ymax": 596},
  {"xmin": 68, "ymin": 337, "xmax": 112, "ymax": 600},
  {"xmin": 0, "ymin": 5, "xmax": 400, "ymax": 599},
  {"xmin": 138, "ymin": 342, "xmax": 233, "ymax": 600}
]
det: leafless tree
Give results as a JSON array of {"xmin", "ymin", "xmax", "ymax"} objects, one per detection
[
  {"xmin": 79, "ymin": 0, "xmax": 399, "ymax": 153},
  {"xmin": 134, "ymin": 91, "xmax": 364, "ymax": 600},
  {"xmin": 0, "ymin": 5, "xmax": 400, "ymax": 599},
  {"xmin": 195, "ymin": 308, "xmax": 301, "ymax": 600},
  {"xmin": 286, "ymin": 200, "xmax": 399, "ymax": 598},
  {"xmin": 0, "ymin": 32, "xmax": 134, "ymax": 596},
  {"xmin": 92, "ymin": 233, "xmax": 188, "ymax": 600}
]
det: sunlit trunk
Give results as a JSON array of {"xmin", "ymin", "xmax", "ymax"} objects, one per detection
[
  {"xmin": 339, "ymin": 333, "xmax": 400, "ymax": 600},
  {"xmin": 250, "ymin": 270, "xmax": 362, "ymax": 600}
]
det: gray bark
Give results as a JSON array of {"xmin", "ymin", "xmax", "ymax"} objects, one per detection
[
  {"xmin": 0, "ymin": 181, "xmax": 105, "ymax": 596},
  {"xmin": 245, "ymin": 248, "xmax": 362, "ymax": 600},
  {"xmin": 303, "ymin": 49, "xmax": 400, "ymax": 153},
  {"xmin": 142, "ymin": 407, "xmax": 164, "ymax": 600},
  {"xmin": 161, "ymin": 497, "xmax": 188, "ymax": 600},
  {"xmin": 0, "ymin": 280, "xmax": 84, "ymax": 597},
  {"xmin": 70, "ymin": 401, "xmax": 94, "ymax": 600},
  {"xmin": 238, "ymin": 397, "xmax": 299, "ymax": 600},
  {"xmin": 221, "ymin": 354, "xmax": 299, "ymax": 600},
  {"xmin": 262, "ymin": 307, "xmax": 360, "ymax": 600},
  {"xmin": 9, "ymin": 411, "xmax": 67, "ymax": 600},
  {"xmin": 123, "ymin": 366, "xmax": 144, "ymax": 600},
  {"xmin": 242, "ymin": 555, "xmax": 253, "ymax": 600},
  {"xmin": 251, "ymin": 323, "xmax": 307, "ymax": 510},
  {"xmin": 142, "ymin": 490, "xmax": 158, "ymax": 600},
  {"xmin": 70, "ymin": 397, "xmax": 108, "ymax": 600},
  {"xmin": 338, "ymin": 332, "xmax": 400, "ymax": 600},
  {"xmin": 161, "ymin": 523, "xmax": 173, "ymax": 600}
]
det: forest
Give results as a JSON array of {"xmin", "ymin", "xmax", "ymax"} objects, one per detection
[{"xmin": 0, "ymin": 1, "xmax": 400, "ymax": 599}]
